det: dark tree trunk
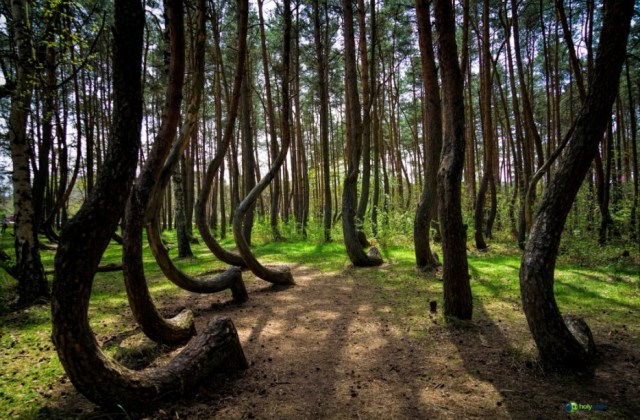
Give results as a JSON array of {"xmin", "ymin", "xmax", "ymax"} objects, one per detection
[
  {"xmin": 232, "ymin": 0, "xmax": 295, "ymax": 285},
  {"xmin": 511, "ymin": 0, "xmax": 541, "ymax": 243},
  {"xmin": 122, "ymin": 0, "xmax": 194, "ymax": 344},
  {"xmin": 123, "ymin": 0, "xmax": 245, "ymax": 345},
  {"xmin": 174, "ymin": 154, "xmax": 194, "ymax": 257},
  {"xmin": 474, "ymin": 0, "xmax": 494, "ymax": 250},
  {"xmin": 598, "ymin": 124, "xmax": 613, "ymax": 244},
  {"xmin": 341, "ymin": 0, "xmax": 382, "ymax": 267},
  {"xmin": 355, "ymin": 0, "xmax": 373, "ymax": 242},
  {"xmin": 52, "ymin": 0, "xmax": 247, "ymax": 409},
  {"xmin": 257, "ymin": 0, "xmax": 283, "ymax": 241},
  {"xmin": 194, "ymin": 0, "xmax": 249, "ymax": 268},
  {"xmin": 371, "ymin": 94, "xmax": 381, "ymax": 238},
  {"xmin": 241, "ymin": 54, "xmax": 256, "ymax": 246},
  {"xmin": 626, "ymin": 62, "xmax": 639, "ymax": 242},
  {"xmin": 313, "ymin": 0, "xmax": 332, "ymax": 242},
  {"xmin": 146, "ymin": 216, "xmax": 247, "ymax": 301},
  {"xmin": 519, "ymin": 0, "xmax": 632, "ymax": 372},
  {"xmin": 414, "ymin": 0, "xmax": 441, "ymax": 271},
  {"xmin": 433, "ymin": 0, "xmax": 472, "ymax": 320}
]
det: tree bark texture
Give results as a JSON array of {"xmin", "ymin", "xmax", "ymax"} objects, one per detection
[
  {"xmin": 433, "ymin": 0, "xmax": 472, "ymax": 320},
  {"xmin": 9, "ymin": 0, "xmax": 49, "ymax": 305},
  {"xmin": 52, "ymin": 0, "xmax": 247, "ymax": 409},
  {"xmin": 355, "ymin": 0, "xmax": 372, "ymax": 242},
  {"xmin": 195, "ymin": 0, "xmax": 249, "ymax": 268},
  {"xmin": 174, "ymin": 155, "xmax": 194, "ymax": 257},
  {"xmin": 519, "ymin": 0, "xmax": 633, "ymax": 372},
  {"xmin": 257, "ymin": 0, "xmax": 283, "ymax": 241},
  {"xmin": 241, "ymin": 54, "xmax": 256, "ymax": 245},
  {"xmin": 122, "ymin": 0, "xmax": 195, "ymax": 345},
  {"xmin": 313, "ymin": 0, "xmax": 332, "ymax": 243},
  {"xmin": 474, "ymin": 0, "xmax": 494, "ymax": 250},
  {"xmin": 341, "ymin": 0, "xmax": 382, "ymax": 267},
  {"xmin": 232, "ymin": 0, "xmax": 295, "ymax": 285},
  {"xmin": 414, "ymin": 0, "xmax": 442, "ymax": 271}
]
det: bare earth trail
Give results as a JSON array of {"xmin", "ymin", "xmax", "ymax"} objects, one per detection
[{"xmin": 47, "ymin": 264, "xmax": 639, "ymax": 419}]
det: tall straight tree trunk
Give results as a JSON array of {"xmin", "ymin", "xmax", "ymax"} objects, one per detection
[
  {"xmin": 511, "ymin": 0, "xmax": 541, "ymax": 241},
  {"xmin": 502, "ymin": 8, "xmax": 528, "ymax": 249},
  {"xmin": 313, "ymin": 0, "xmax": 331, "ymax": 242},
  {"xmin": 433, "ymin": 0, "xmax": 472, "ymax": 320},
  {"xmin": 474, "ymin": 0, "xmax": 494, "ymax": 250},
  {"xmin": 371, "ymin": 87, "xmax": 381, "ymax": 237},
  {"xmin": 241, "ymin": 53, "xmax": 255, "ymax": 245},
  {"xmin": 520, "ymin": 0, "xmax": 632, "ymax": 372},
  {"xmin": 341, "ymin": 0, "xmax": 382, "ymax": 267},
  {"xmin": 32, "ymin": 1, "xmax": 61, "ymax": 238},
  {"xmin": 257, "ymin": 0, "xmax": 283, "ymax": 241},
  {"xmin": 355, "ymin": 0, "xmax": 373, "ymax": 244},
  {"xmin": 175, "ymin": 154, "xmax": 194, "ymax": 257},
  {"xmin": 294, "ymin": 4, "xmax": 309, "ymax": 237},
  {"xmin": 8, "ymin": 0, "xmax": 49, "ymax": 305},
  {"xmin": 414, "ymin": 0, "xmax": 441, "ymax": 271},
  {"xmin": 626, "ymin": 62, "xmax": 639, "ymax": 242},
  {"xmin": 598, "ymin": 123, "xmax": 613, "ymax": 244}
]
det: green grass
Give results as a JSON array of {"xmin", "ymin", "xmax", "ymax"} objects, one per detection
[{"xmin": 0, "ymin": 227, "xmax": 638, "ymax": 418}]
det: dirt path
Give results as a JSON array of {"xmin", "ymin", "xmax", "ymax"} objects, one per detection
[
  {"xmin": 182, "ymin": 265, "xmax": 448, "ymax": 419},
  {"xmin": 44, "ymin": 264, "xmax": 639, "ymax": 419}
]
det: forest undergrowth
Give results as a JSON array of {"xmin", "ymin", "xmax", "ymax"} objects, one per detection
[{"xmin": 0, "ymin": 221, "xmax": 638, "ymax": 419}]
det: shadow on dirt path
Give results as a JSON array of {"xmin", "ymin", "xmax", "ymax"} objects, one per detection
[{"xmin": 38, "ymin": 263, "xmax": 640, "ymax": 419}]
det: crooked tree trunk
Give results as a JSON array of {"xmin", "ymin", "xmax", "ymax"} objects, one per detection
[
  {"xmin": 232, "ymin": 0, "xmax": 295, "ymax": 285},
  {"xmin": 122, "ymin": 0, "xmax": 194, "ymax": 345},
  {"xmin": 519, "ymin": 0, "xmax": 632, "ymax": 372},
  {"xmin": 146, "ymin": 215, "xmax": 247, "ymax": 300},
  {"xmin": 433, "ymin": 0, "xmax": 472, "ymax": 320},
  {"xmin": 122, "ymin": 0, "xmax": 245, "ymax": 345},
  {"xmin": 52, "ymin": 0, "xmax": 247, "ymax": 409},
  {"xmin": 9, "ymin": 0, "xmax": 49, "ymax": 306},
  {"xmin": 341, "ymin": 0, "xmax": 382, "ymax": 267},
  {"xmin": 414, "ymin": 0, "xmax": 441, "ymax": 271},
  {"xmin": 194, "ymin": 0, "xmax": 249, "ymax": 268}
]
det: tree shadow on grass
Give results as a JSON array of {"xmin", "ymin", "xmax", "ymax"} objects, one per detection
[
  {"xmin": 34, "ymin": 263, "xmax": 640, "ymax": 419},
  {"xmin": 451, "ymin": 299, "xmax": 640, "ymax": 419}
]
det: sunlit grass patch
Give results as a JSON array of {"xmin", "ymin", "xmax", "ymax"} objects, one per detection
[{"xmin": 0, "ymin": 228, "xmax": 637, "ymax": 418}]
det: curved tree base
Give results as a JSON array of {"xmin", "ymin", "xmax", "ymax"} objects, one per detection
[
  {"xmin": 147, "ymin": 220, "xmax": 248, "ymax": 302},
  {"xmin": 417, "ymin": 251, "xmax": 441, "ymax": 273},
  {"xmin": 518, "ymin": 0, "xmax": 632, "ymax": 377},
  {"xmin": 357, "ymin": 231, "xmax": 370, "ymax": 248},
  {"xmin": 52, "ymin": 0, "xmax": 250, "ymax": 412},
  {"xmin": 365, "ymin": 246, "xmax": 384, "ymax": 266},
  {"xmin": 230, "ymin": 0, "xmax": 295, "ymax": 287},
  {"xmin": 53, "ymin": 314, "xmax": 247, "ymax": 410},
  {"xmin": 234, "ymin": 212, "xmax": 296, "ymax": 286}
]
